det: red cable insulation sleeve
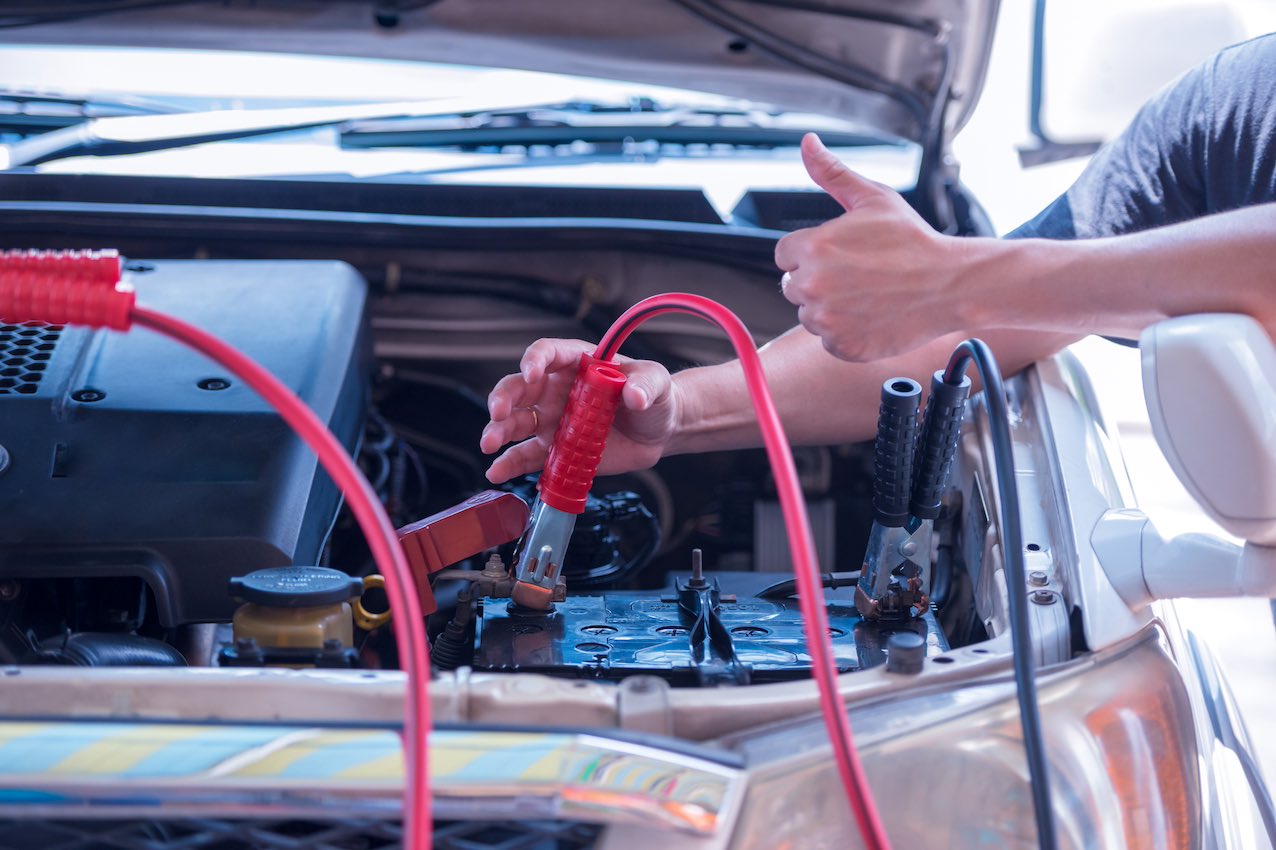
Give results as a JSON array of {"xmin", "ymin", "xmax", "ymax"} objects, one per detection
[
  {"xmin": 594, "ymin": 294, "xmax": 892, "ymax": 850},
  {"xmin": 0, "ymin": 249, "xmax": 122, "ymax": 284},
  {"xmin": 0, "ymin": 268, "xmax": 135, "ymax": 330},
  {"xmin": 131, "ymin": 307, "xmax": 433, "ymax": 850}
]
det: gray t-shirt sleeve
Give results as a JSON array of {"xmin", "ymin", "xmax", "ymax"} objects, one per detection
[{"xmin": 1007, "ymin": 33, "xmax": 1276, "ymax": 241}]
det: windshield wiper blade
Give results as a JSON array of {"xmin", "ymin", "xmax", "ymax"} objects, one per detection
[
  {"xmin": 0, "ymin": 93, "xmax": 587, "ymax": 169},
  {"xmin": 341, "ymin": 120, "xmax": 882, "ymax": 150},
  {"xmin": 340, "ymin": 103, "xmax": 887, "ymax": 150}
]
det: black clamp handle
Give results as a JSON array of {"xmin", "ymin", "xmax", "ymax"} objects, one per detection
[
  {"xmin": 872, "ymin": 378, "xmax": 922, "ymax": 527},
  {"xmin": 910, "ymin": 370, "xmax": 971, "ymax": 521}
]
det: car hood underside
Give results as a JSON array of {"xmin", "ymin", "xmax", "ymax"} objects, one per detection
[{"xmin": 2, "ymin": 0, "xmax": 999, "ymax": 148}]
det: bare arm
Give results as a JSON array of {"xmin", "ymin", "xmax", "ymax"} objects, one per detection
[
  {"xmin": 482, "ymin": 321, "xmax": 1075, "ymax": 483},
  {"xmin": 778, "ymin": 135, "xmax": 1276, "ymax": 361},
  {"xmin": 667, "ymin": 325, "xmax": 1078, "ymax": 455},
  {"xmin": 958, "ymin": 203, "xmax": 1276, "ymax": 341}
]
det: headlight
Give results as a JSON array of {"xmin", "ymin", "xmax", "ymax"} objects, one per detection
[{"xmin": 725, "ymin": 627, "xmax": 1199, "ymax": 849}]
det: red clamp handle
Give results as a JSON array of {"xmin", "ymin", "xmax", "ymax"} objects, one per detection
[
  {"xmin": 0, "ymin": 249, "xmax": 133, "ymax": 330},
  {"xmin": 0, "ymin": 270, "xmax": 135, "ymax": 331},
  {"xmin": 539, "ymin": 354, "xmax": 626, "ymax": 514},
  {"xmin": 0, "ymin": 249, "xmax": 122, "ymax": 284}
]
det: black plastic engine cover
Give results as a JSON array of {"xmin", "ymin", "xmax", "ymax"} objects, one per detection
[{"xmin": 0, "ymin": 260, "xmax": 369, "ymax": 625}]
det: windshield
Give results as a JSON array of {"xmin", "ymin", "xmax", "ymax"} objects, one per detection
[{"xmin": 0, "ymin": 45, "xmax": 922, "ymax": 218}]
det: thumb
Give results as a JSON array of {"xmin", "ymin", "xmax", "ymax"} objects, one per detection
[
  {"xmin": 616, "ymin": 359, "xmax": 671, "ymax": 412},
  {"xmin": 801, "ymin": 132, "xmax": 882, "ymax": 211}
]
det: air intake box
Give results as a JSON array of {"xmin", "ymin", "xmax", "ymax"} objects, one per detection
[{"xmin": 0, "ymin": 260, "xmax": 369, "ymax": 624}]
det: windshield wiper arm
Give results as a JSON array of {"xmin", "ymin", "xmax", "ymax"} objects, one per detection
[
  {"xmin": 0, "ymin": 89, "xmax": 180, "ymax": 136},
  {"xmin": 0, "ymin": 94, "xmax": 585, "ymax": 169}
]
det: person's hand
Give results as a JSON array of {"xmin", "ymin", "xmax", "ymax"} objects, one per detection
[
  {"xmin": 481, "ymin": 339, "xmax": 679, "ymax": 483},
  {"xmin": 776, "ymin": 133, "xmax": 988, "ymax": 361}
]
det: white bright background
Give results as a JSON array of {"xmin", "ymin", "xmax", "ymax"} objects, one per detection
[{"xmin": 953, "ymin": 0, "xmax": 1276, "ymax": 784}]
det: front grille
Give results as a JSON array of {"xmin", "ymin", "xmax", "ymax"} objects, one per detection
[
  {"xmin": 0, "ymin": 321, "xmax": 61, "ymax": 395},
  {"xmin": 0, "ymin": 819, "xmax": 602, "ymax": 850}
]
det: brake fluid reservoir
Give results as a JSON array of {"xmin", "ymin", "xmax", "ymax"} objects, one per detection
[{"xmin": 229, "ymin": 566, "xmax": 362, "ymax": 651}]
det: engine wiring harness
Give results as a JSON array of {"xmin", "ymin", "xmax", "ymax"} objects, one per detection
[{"xmin": 0, "ymin": 250, "xmax": 435, "ymax": 850}]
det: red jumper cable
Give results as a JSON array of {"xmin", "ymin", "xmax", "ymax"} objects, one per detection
[
  {"xmin": 0, "ymin": 251, "xmax": 434, "ymax": 850},
  {"xmin": 517, "ymin": 292, "xmax": 892, "ymax": 850}
]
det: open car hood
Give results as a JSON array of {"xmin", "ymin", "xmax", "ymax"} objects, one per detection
[{"xmin": 3, "ymin": 0, "xmax": 999, "ymax": 149}]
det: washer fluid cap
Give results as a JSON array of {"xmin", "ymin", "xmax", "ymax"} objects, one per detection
[{"xmin": 229, "ymin": 566, "xmax": 363, "ymax": 608}]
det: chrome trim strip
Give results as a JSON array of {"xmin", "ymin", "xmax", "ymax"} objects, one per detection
[{"xmin": 0, "ymin": 723, "xmax": 742, "ymax": 835}]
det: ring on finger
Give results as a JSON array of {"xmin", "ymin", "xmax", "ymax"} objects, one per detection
[
  {"xmin": 780, "ymin": 271, "xmax": 792, "ymax": 293},
  {"xmin": 528, "ymin": 407, "xmax": 539, "ymax": 432}
]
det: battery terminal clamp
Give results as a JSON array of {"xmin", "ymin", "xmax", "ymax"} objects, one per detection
[
  {"xmin": 857, "ymin": 371, "xmax": 970, "ymax": 620},
  {"xmin": 396, "ymin": 489, "xmax": 530, "ymax": 614},
  {"xmin": 512, "ymin": 354, "xmax": 626, "ymax": 610}
]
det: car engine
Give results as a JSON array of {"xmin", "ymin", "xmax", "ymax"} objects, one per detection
[{"xmin": 0, "ymin": 257, "xmax": 976, "ymax": 682}]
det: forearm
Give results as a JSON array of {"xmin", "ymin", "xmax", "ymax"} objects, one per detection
[
  {"xmin": 964, "ymin": 203, "xmax": 1276, "ymax": 339},
  {"xmin": 667, "ymin": 325, "xmax": 878, "ymax": 454},
  {"xmin": 666, "ymin": 325, "xmax": 1076, "ymax": 455}
]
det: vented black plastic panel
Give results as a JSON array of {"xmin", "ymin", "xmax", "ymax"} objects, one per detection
[{"xmin": 0, "ymin": 322, "xmax": 60, "ymax": 395}]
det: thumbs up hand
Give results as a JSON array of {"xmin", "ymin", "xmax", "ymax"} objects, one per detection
[{"xmin": 775, "ymin": 133, "xmax": 981, "ymax": 362}]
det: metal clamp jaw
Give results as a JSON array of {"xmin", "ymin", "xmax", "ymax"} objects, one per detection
[
  {"xmin": 510, "ymin": 498, "xmax": 575, "ymax": 609},
  {"xmin": 856, "ymin": 520, "xmax": 933, "ymax": 620}
]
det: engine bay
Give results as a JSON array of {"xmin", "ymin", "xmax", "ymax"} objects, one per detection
[{"xmin": 0, "ymin": 257, "xmax": 989, "ymax": 685}]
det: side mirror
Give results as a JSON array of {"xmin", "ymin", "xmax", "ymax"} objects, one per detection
[{"xmin": 1140, "ymin": 314, "xmax": 1276, "ymax": 546}]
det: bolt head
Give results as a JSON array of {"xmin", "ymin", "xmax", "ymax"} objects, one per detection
[
  {"xmin": 1028, "ymin": 570, "xmax": 1049, "ymax": 587},
  {"xmin": 483, "ymin": 553, "xmax": 506, "ymax": 575},
  {"xmin": 1030, "ymin": 589, "xmax": 1056, "ymax": 605}
]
